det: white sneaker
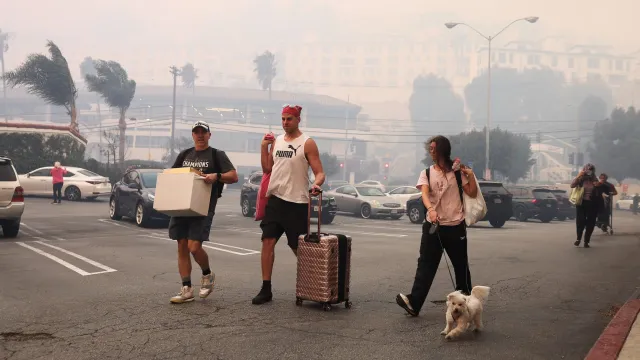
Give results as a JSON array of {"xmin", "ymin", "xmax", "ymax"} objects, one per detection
[
  {"xmin": 199, "ymin": 273, "xmax": 215, "ymax": 298},
  {"xmin": 170, "ymin": 286, "xmax": 194, "ymax": 304}
]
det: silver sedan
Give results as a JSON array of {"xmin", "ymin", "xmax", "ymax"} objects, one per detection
[{"xmin": 325, "ymin": 185, "xmax": 404, "ymax": 219}]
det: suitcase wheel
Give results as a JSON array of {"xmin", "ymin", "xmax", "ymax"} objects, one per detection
[
  {"xmin": 345, "ymin": 300, "xmax": 352, "ymax": 309},
  {"xmin": 295, "ymin": 298, "xmax": 303, "ymax": 306},
  {"xmin": 322, "ymin": 303, "xmax": 332, "ymax": 311}
]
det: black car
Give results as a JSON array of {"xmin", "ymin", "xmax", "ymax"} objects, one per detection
[
  {"xmin": 109, "ymin": 169, "xmax": 170, "ymax": 227},
  {"xmin": 548, "ymin": 189, "xmax": 575, "ymax": 221},
  {"xmin": 505, "ymin": 186, "xmax": 558, "ymax": 223},
  {"xmin": 406, "ymin": 180, "xmax": 513, "ymax": 228},
  {"xmin": 240, "ymin": 171, "xmax": 338, "ymax": 224}
]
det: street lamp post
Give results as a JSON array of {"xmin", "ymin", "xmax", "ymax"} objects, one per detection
[{"xmin": 445, "ymin": 17, "xmax": 538, "ymax": 179}]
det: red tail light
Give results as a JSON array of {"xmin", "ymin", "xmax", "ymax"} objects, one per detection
[
  {"xmin": 11, "ymin": 186, "xmax": 24, "ymax": 203},
  {"xmin": 86, "ymin": 181, "xmax": 102, "ymax": 185},
  {"xmin": 531, "ymin": 199, "xmax": 537, "ymax": 204}
]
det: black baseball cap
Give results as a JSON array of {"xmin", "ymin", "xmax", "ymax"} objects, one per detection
[{"xmin": 192, "ymin": 120, "xmax": 210, "ymax": 133}]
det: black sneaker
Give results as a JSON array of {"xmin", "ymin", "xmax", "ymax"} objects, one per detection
[
  {"xmin": 252, "ymin": 288, "xmax": 273, "ymax": 305},
  {"xmin": 574, "ymin": 240, "xmax": 581, "ymax": 247},
  {"xmin": 395, "ymin": 293, "xmax": 418, "ymax": 317},
  {"xmin": 584, "ymin": 243, "xmax": 590, "ymax": 248}
]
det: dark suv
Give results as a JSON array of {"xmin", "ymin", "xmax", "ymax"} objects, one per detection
[
  {"xmin": 505, "ymin": 186, "xmax": 558, "ymax": 223},
  {"xmin": 406, "ymin": 180, "xmax": 513, "ymax": 228},
  {"xmin": 240, "ymin": 171, "xmax": 338, "ymax": 224},
  {"xmin": 548, "ymin": 189, "xmax": 575, "ymax": 221}
]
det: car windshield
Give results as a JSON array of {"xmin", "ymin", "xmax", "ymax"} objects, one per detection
[
  {"xmin": 141, "ymin": 172, "xmax": 159, "ymax": 188},
  {"xmin": 532, "ymin": 189, "xmax": 557, "ymax": 199},
  {"xmin": 78, "ymin": 169, "xmax": 101, "ymax": 177},
  {"xmin": 356, "ymin": 186, "xmax": 385, "ymax": 196},
  {"xmin": 0, "ymin": 161, "xmax": 17, "ymax": 181},
  {"xmin": 480, "ymin": 183, "xmax": 509, "ymax": 194}
]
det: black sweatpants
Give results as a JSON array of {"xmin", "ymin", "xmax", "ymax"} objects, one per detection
[
  {"xmin": 53, "ymin": 182, "xmax": 63, "ymax": 203},
  {"xmin": 408, "ymin": 221, "xmax": 472, "ymax": 314},
  {"xmin": 576, "ymin": 200, "xmax": 598, "ymax": 243}
]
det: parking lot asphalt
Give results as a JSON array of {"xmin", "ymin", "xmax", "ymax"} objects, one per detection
[{"xmin": 1, "ymin": 191, "xmax": 639, "ymax": 360}]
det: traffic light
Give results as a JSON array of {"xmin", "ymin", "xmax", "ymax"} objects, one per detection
[
  {"xmin": 339, "ymin": 162, "xmax": 344, "ymax": 168},
  {"xmin": 568, "ymin": 152, "xmax": 574, "ymax": 165},
  {"xmin": 384, "ymin": 163, "xmax": 389, "ymax": 169}
]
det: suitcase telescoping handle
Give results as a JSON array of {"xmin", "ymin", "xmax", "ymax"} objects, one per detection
[{"xmin": 305, "ymin": 189, "xmax": 322, "ymax": 243}]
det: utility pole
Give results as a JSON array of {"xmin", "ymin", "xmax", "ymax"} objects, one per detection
[
  {"xmin": 0, "ymin": 29, "xmax": 9, "ymax": 122},
  {"xmin": 169, "ymin": 66, "xmax": 180, "ymax": 159}
]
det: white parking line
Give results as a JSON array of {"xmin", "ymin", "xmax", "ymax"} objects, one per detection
[
  {"xmin": 98, "ymin": 219, "xmax": 132, "ymax": 229},
  {"xmin": 15, "ymin": 241, "xmax": 117, "ymax": 276},
  {"xmin": 142, "ymin": 235, "xmax": 259, "ymax": 256},
  {"xmin": 20, "ymin": 222, "xmax": 43, "ymax": 235}
]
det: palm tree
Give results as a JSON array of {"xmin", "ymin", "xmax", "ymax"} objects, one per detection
[
  {"xmin": 3, "ymin": 40, "xmax": 78, "ymax": 129},
  {"xmin": 84, "ymin": 60, "xmax": 136, "ymax": 168},
  {"xmin": 180, "ymin": 63, "xmax": 198, "ymax": 95},
  {"xmin": 253, "ymin": 51, "xmax": 277, "ymax": 100}
]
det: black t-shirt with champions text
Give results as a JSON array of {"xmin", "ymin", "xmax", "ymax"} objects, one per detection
[{"xmin": 171, "ymin": 147, "xmax": 235, "ymax": 213}]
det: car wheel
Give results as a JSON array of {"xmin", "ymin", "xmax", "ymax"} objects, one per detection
[
  {"xmin": 241, "ymin": 197, "xmax": 254, "ymax": 217},
  {"xmin": 109, "ymin": 197, "xmax": 123, "ymax": 220},
  {"xmin": 65, "ymin": 186, "xmax": 81, "ymax": 201},
  {"xmin": 489, "ymin": 219, "xmax": 506, "ymax": 228},
  {"xmin": 135, "ymin": 202, "xmax": 150, "ymax": 227},
  {"xmin": 2, "ymin": 220, "xmax": 20, "ymax": 238},
  {"xmin": 515, "ymin": 208, "xmax": 528, "ymax": 222},
  {"xmin": 321, "ymin": 214, "xmax": 335, "ymax": 225},
  {"xmin": 539, "ymin": 215, "xmax": 552, "ymax": 223},
  {"xmin": 408, "ymin": 205, "xmax": 424, "ymax": 224},
  {"xmin": 557, "ymin": 215, "xmax": 567, "ymax": 221},
  {"xmin": 360, "ymin": 204, "xmax": 372, "ymax": 219}
]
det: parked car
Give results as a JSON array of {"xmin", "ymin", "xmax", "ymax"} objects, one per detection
[
  {"xmin": 109, "ymin": 169, "xmax": 169, "ymax": 227},
  {"xmin": 505, "ymin": 185, "xmax": 558, "ymax": 223},
  {"xmin": 548, "ymin": 189, "xmax": 575, "ymax": 221},
  {"xmin": 405, "ymin": 180, "xmax": 513, "ymax": 228},
  {"xmin": 616, "ymin": 195, "xmax": 634, "ymax": 210},
  {"xmin": 385, "ymin": 186, "xmax": 420, "ymax": 210},
  {"xmin": 239, "ymin": 171, "xmax": 338, "ymax": 224},
  {"xmin": 0, "ymin": 157, "xmax": 25, "ymax": 238},
  {"xmin": 19, "ymin": 166, "xmax": 111, "ymax": 201},
  {"xmin": 326, "ymin": 180, "xmax": 349, "ymax": 190},
  {"xmin": 358, "ymin": 180, "xmax": 386, "ymax": 193},
  {"xmin": 326, "ymin": 185, "xmax": 404, "ymax": 219}
]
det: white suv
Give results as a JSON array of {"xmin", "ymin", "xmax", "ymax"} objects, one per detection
[{"xmin": 0, "ymin": 157, "xmax": 25, "ymax": 238}]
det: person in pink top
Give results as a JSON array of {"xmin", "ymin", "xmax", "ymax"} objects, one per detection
[
  {"xmin": 396, "ymin": 135, "xmax": 479, "ymax": 317},
  {"xmin": 50, "ymin": 161, "xmax": 67, "ymax": 204}
]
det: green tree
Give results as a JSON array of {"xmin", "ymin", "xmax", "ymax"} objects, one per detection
[
  {"xmin": 84, "ymin": 60, "xmax": 136, "ymax": 168},
  {"xmin": 319, "ymin": 152, "xmax": 340, "ymax": 177},
  {"xmin": 180, "ymin": 62, "xmax": 198, "ymax": 95},
  {"xmin": 253, "ymin": 51, "xmax": 277, "ymax": 100},
  {"xmin": 588, "ymin": 107, "xmax": 640, "ymax": 182},
  {"xmin": 409, "ymin": 74, "xmax": 466, "ymax": 135},
  {"xmin": 3, "ymin": 41, "xmax": 78, "ymax": 129},
  {"xmin": 0, "ymin": 133, "xmax": 85, "ymax": 174},
  {"xmin": 428, "ymin": 129, "xmax": 535, "ymax": 182}
]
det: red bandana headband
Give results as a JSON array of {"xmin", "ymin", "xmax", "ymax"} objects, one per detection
[{"xmin": 282, "ymin": 105, "xmax": 302, "ymax": 117}]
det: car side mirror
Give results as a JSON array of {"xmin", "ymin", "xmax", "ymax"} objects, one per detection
[
  {"xmin": 352, "ymin": 193, "xmax": 358, "ymax": 197},
  {"xmin": 26, "ymin": 173, "xmax": 31, "ymax": 178}
]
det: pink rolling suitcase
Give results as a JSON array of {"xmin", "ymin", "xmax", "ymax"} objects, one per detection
[{"xmin": 296, "ymin": 190, "xmax": 352, "ymax": 311}]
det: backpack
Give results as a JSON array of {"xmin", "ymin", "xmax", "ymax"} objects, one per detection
[{"xmin": 423, "ymin": 166, "xmax": 464, "ymax": 216}]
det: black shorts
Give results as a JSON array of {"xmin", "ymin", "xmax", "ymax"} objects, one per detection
[
  {"xmin": 168, "ymin": 211, "xmax": 215, "ymax": 242},
  {"xmin": 260, "ymin": 196, "xmax": 308, "ymax": 249}
]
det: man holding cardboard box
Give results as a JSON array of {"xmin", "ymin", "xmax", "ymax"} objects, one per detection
[
  {"xmin": 252, "ymin": 105, "xmax": 325, "ymax": 305},
  {"xmin": 167, "ymin": 120, "xmax": 238, "ymax": 304}
]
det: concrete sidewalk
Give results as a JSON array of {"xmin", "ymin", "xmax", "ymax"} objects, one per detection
[{"xmin": 585, "ymin": 287, "xmax": 640, "ymax": 360}]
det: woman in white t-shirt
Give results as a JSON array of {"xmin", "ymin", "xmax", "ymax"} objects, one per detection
[{"xmin": 395, "ymin": 135, "xmax": 479, "ymax": 317}]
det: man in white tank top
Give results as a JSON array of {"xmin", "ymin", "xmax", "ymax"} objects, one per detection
[{"xmin": 252, "ymin": 105, "xmax": 326, "ymax": 305}]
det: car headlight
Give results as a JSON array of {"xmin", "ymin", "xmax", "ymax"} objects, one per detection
[
  {"xmin": 370, "ymin": 200, "xmax": 380, "ymax": 208},
  {"xmin": 329, "ymin": 198, "xmax": 336, "ymax": 205},
  {"xmin": 148, "ymin": 194, "xmax": 155, "ymax": 201}
]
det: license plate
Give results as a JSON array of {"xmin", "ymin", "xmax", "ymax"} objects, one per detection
[
  {"xmin": 391, "ymin": 209, "xmax": 397, "ymax": 214},
  {"xmin": 494, "ymin": 199, "xmax": 502, "ymax": 203},
  {"xmin": 313, "ymin": 206, "xmax": 319, "ymax": 211},
  {"xmin": 546, "ymin": 204, "xmax": 551, "ymax": 207}
]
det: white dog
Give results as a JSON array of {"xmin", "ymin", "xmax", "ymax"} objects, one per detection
[{"xmin": 440, "ymin": 286, "xmax": 490, "ymax": 340}]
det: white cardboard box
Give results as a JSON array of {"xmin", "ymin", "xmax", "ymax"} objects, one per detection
[{"xmin": 153, "ymin": 172, "xmax": 212, "ymax": 217}]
